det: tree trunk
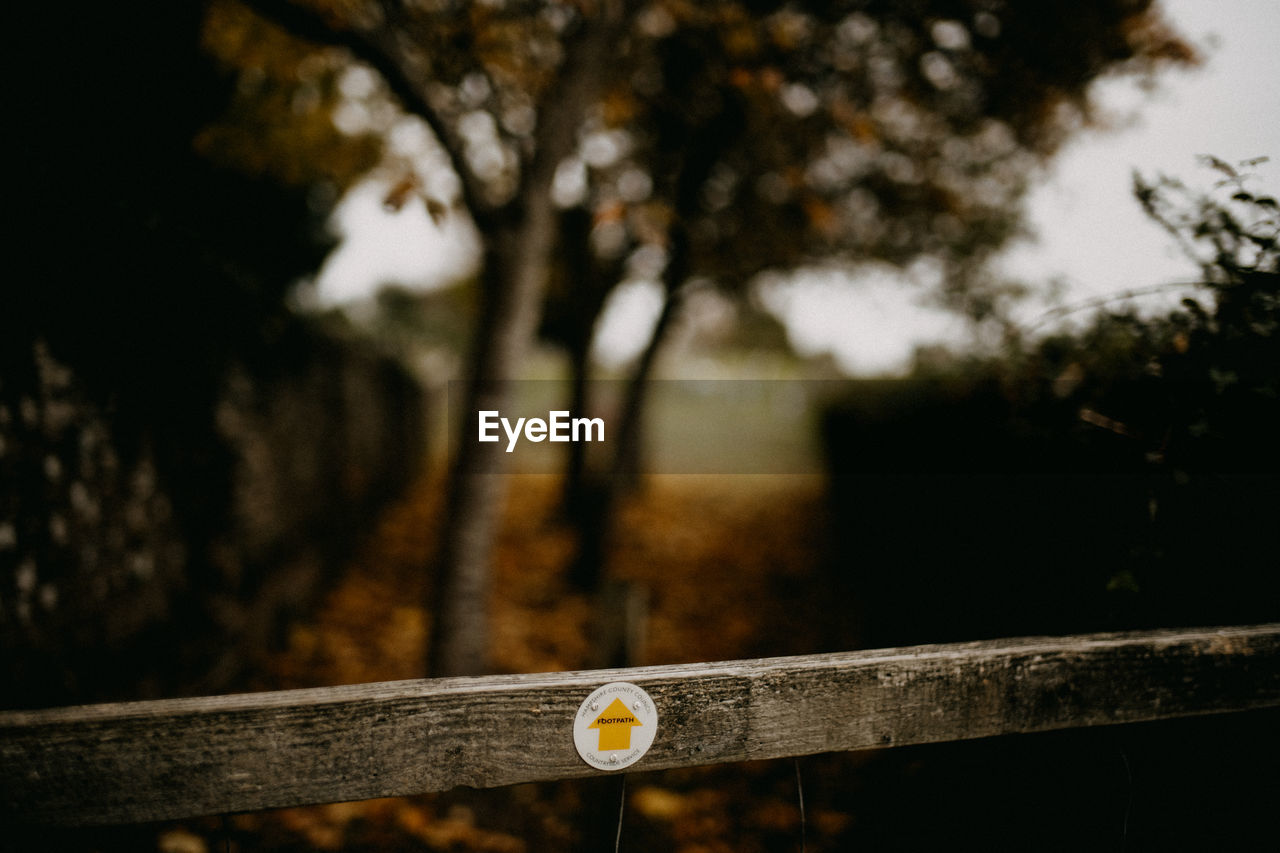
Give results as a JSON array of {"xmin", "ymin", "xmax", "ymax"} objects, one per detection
[
  {"xmin": 429, "ymin": 3, "xmax": 629, "ymax": 676},
  {"xmin": 567, "ymin": 230, "xmax": 689, "ymax": 590},
  {"xmin": 428, "ymin": 221, "xmax": 552, "ymax": 677},
  {"xmin": 561, "ymin": 80, "xmax": 740, "ymax": 589},
  {"xmin": 562, "ymin": 330, "xmax": 593, "ymax": 515},
  {"xmin": 554, "ymin": 207, "xmax": 616, "ymax": 522}
]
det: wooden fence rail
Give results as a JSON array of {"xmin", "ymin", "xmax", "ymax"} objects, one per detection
[{"xmin": 3, "ymin": 623, "xmax": 1278, "ymax": 827}]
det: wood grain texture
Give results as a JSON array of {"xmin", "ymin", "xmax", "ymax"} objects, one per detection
[{"xmin": 3, "ymin": 624, "xmax": 1277, "ymax": 826}]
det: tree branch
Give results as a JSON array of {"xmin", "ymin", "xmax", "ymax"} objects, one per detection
[{"xmin": 234, "ymin": 0, "xmax": 486, "ymax": 219}]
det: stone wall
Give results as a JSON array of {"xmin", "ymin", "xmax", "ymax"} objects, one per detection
[{"xmin": 1, "ymin": 335, "xmax": 426, "ymax": 708}]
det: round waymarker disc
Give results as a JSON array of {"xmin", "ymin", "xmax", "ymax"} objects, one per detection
[{"xmin": 572, "ymin": 682, "xmax": 658, "ymax": 771}]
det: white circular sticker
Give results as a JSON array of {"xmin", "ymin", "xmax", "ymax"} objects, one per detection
[{"xmin": 572, "ymin": 681, "xmax": 659, "ymax": 771}]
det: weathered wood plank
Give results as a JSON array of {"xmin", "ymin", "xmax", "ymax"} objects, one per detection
[{"xmin": 3, "ymin": 624, "xmax": 1277, "ymax": 826}]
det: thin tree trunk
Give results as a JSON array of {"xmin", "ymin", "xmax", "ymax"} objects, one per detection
[
  {"xmin": 562, "ymin": 333, "xmax": 593, "ymax": 514},
  {"xmin": 567, "ymin": 230, "xmax": 689, "ymax": 590},
  {"xmin": 611, "ymin": 254, "xmax": 688, "ymax": 490},
  {"xmin": 554, "ymin": 207, "xmax": 609, "ymax": 521}
]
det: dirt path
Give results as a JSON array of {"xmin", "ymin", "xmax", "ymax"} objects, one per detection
[{"xmin": 252, "ymin": 471, "xmax": 831, "ymax": 690}]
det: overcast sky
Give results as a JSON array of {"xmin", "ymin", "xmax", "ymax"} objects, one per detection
[
  {"xmin": 998, "ymin": 0, "xmax": 1279, "ymax": 314},
  {"xmin": 776, "ymin": 0, "xmax": 1280, "ymax": 373},
  {"xmin": 313, "ymin": 0, "xmax": 1279, "ymax": 376}
]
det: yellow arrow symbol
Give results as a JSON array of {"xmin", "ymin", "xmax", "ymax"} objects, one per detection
[{"xmin": 588, "ymin": 697, "xmax": 642, "ymax": 751}]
